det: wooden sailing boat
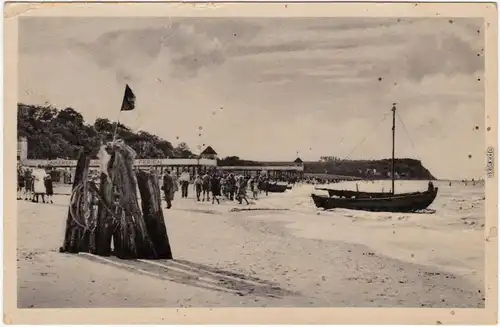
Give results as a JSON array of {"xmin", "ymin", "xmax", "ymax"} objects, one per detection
[{"xmin": 311, "ymin": 103, "xmax": 438, "ymax": 213}]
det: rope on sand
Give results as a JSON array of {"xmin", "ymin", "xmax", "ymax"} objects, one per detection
[{"xmin": 68, "ymin": 180, "xmax": 122, "ymax": 233}]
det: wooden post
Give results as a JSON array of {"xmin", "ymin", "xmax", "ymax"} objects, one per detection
[
  {"xmin": 60, "ymin": 149, "xmax": 91, "ymax": 253},
  {"xmin": 136, "ymin": 170, "xmax": 173, "ymax": 259},
  {"xmin": 109, "ymin": 149, "xmax": 157, "ymax": 259},
  {"xmin": 92, "ymin": 172, "xmax": 115, "ymax": 256}
]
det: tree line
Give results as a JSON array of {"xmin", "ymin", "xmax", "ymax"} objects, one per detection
[{"xmin": 17, "ymin": 103, "xmax": 195, "ymax": 160}]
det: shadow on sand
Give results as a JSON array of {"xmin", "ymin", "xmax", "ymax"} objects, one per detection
[{"xmin": 78, "ymin": 253, "xmax": 298, "ymax": 299}]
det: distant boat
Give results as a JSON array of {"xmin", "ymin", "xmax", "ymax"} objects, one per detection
[
  {"xmin": 311, "ymin": 103, "xmax": 438, "ymax": 213},
  {"xmin": 267, "ymin": 182, "xmax": 288, "ymax": 193}
]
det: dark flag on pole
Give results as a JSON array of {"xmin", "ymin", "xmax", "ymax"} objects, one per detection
[{"xmin": 120, "ymin": 84, "xmax": 136, "ymax": 111}]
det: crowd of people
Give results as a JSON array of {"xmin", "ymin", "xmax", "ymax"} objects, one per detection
[
  {"xmin": 161, "ymin": 169, "xmax": 285, "ymax": 209},
  {"xmin": 17, "ymin": 165, "xmax": 54, "ymax": 204},
  {"xmin": 16, "ymin": 164, "xmax": 298, "ymax": 209}
]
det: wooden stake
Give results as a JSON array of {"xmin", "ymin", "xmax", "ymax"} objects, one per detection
[
  {"xmin": 136, "ymin": 170, "xmax": 173, "ymax": 259},
  {"xmin": 60, "ymin": 148, "xmax": 91, "ymax": 253}
]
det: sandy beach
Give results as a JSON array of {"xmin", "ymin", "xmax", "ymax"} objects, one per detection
[{"xmin": 17, "ymin": 180, "xmax": 485, "ymax": 308}]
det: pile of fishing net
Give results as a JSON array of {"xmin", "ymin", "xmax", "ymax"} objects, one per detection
[{"xmin": 61, "ymin": 139, "xmax": 172, "ymax": 260}]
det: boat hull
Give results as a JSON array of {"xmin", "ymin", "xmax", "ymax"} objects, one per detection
[
  {"xmin": 315, "ymin": 187, "xmax": 423, "ymax": 199},
  {"xmin": 267, "ymin": 183, "xmax": 288, "ymax": 193},
  {"xmin": 311, "ymin": 187, "xmax": 438, "ymax": 213}
]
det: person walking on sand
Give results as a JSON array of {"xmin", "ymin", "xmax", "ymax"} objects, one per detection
[
  {"xmin": 67, "ymin": 170, "xmax": 73, "ymax": 184},
  {"xmin": 210, "ymin": 173, "xmax": 221, "ymax": 204},
  {"xmin": 236, "ymin": 176, "xmax": 250, "ymax": 205},
  {"xmin": 194, "ymin": 174, "xmax": 203, "ymax": 201},
  {"xmin": 163, "ymin": 170, "xmax": 174, "ymax": 209},
  {"xmin": 179, "ymin": 169, "xmax": 190, "ymax": 198},
  {"xmin": 172, "ymin": 173, "xmax": 179, "ymax": 198},
  {"xmin": 227, "ymin": 173, "xmax": 236, "ymax": 201},
  {"xmin": 17, "ymin": 165, "xmax": 25, "ymax": 200},
  {"xmin": 249, "ymin": 176, "xmax": 259, "ymax": 200},
  {"xmin": 201, "ymin": 173, "xmax": 211, "ymax": 201},
  {"xmin": 32, "ymin": 165, "xmax": 47, "ymax": 203},
  {"xmin": 23, "ymin": 168, "xmax": 33, "ymax": 201},
  {"xmin": 258, "ymin": 175, "xmax": 269, "ymax": 196},
  {"xmin": 44, "ymin": 167, "xmax": 54, "ymax": 204},
  {"xmin": 220, "ymin": 175, "xmax": 226, "ymax": 198}
]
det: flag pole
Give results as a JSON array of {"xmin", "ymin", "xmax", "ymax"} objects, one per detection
[{"xmin": 112, "ymin": 110, "xmax": 122, "ymax": 142}]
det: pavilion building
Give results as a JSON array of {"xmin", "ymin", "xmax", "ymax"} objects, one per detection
[
  {"xmin": 19, "ymin": 142, "xmax": 304, "ymax": 182},
  {"xmin": 199, "ymin": 146, "xmax": 218, "ymax": 160},
  {"xmin": 217, "ymin": 155, "xmax": 304, "ymax": 180}
]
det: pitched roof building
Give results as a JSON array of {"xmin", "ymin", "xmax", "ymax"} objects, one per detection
[{"xmin": 200, "ymin": 146, "xmax": 218, "ymax": 159}]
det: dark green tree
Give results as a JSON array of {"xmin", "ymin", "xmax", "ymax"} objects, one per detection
[{"xmin": 17, "ymin": 103, "xmax": 193, "ymax": 160}]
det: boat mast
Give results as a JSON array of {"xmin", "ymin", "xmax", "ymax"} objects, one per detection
[{"xmin": 391, "ymin": 103, "xmax": 396, "ymax": 195}]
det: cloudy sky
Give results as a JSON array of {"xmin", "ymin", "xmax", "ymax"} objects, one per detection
[{"xmin": 19, "ymin": 17, "xmax": 485, "ymax": 179}]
